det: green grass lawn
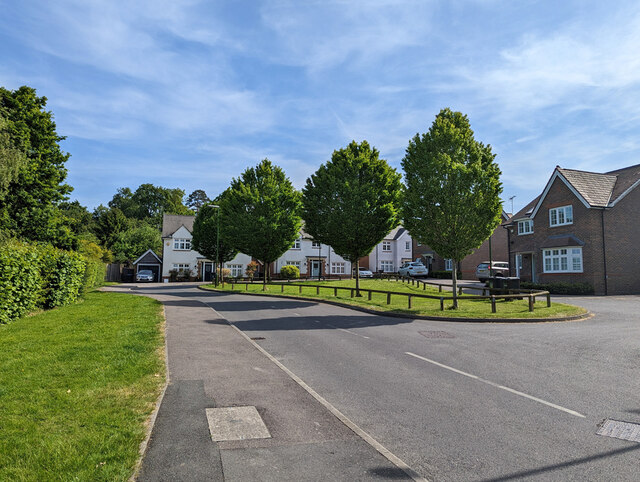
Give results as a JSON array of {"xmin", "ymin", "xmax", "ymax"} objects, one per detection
[
  {"xmin": 0, "ymin": 291, "xmax": 165, "ymax": 481},
  {"xmin": 206, "ymin": 278, "xmax": 586, "ymax": 319}
]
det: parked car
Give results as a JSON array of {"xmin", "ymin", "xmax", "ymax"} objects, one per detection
[
  {"xmin": 398, "ymin": 261, "xmax": 428, "ymax": 278},
  {"xmin": 136, "ymin": 269, "xmax": 155, "ymax": 282},
  {"xmin": 355, "ymin": 267, "xmax": 373, "ymax": 278},
  {"xmin": 475, "ymin": 261, "xmax": 509, "ymax": 282}
]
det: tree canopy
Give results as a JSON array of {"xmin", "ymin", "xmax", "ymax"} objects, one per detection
[
  {"xmin": 302, "ymin": 140, "xmax": 402, "ymax": 293},
  {"xmin": 185, "ymin": 189, "xmax": 210, "ymax": 212},
  {"xmin": 401, "ymin": 108, "xmax": 503, "ymax": 307},
  {"xmin": 110, "ymin": 224, "xmax": 162, "ymax": 264},
  {"xmin": 191, "ymin": 201, "xmax": 238, "ymax": 278},
  {"xmin": 221, "ymin": 159, "xmax": 302, "ymax": 284}
]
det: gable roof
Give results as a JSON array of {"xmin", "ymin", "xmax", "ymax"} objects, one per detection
[
  {"xmin": 132, "ymin": 249, "xmax": 162, "ymax": 265},
  {"xmin": 162, "ymin": 214, "xmax": 195, "ymax": 238},
  {"xmin": 527, "ymin": 164, "xmax": 640, "ymax": 219}
]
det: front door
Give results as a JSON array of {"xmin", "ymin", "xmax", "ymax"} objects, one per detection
[
  {"xmin": 311, "ymin": 260, "xmax": 321, "ymax": 278},
  {"xmin": 203, "ymin": 262, "xmax": 214, "ymax": 282}
]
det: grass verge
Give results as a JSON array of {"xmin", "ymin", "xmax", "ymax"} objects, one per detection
[
  {"xmin": 0, "ymin": 291, "xmax": 165, "ymax": 481},
  {"xmin": 205, "ymin": 279, "xmax": 586, "ymax": 319}
]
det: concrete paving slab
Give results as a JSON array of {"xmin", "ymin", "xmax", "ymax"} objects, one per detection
[{"xmin": 207, "ymin": 406, "xmax": 271, "ymax": 442}]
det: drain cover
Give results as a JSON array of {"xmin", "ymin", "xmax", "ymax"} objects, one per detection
[
  {"xmin": 419, "ymin": 330, "xmax": 455, "ymax": 339},
  {"xmin": 206, "ymin": 406, "xmax": 271, "ymax": 441},
  {"xmin": 597, "ymin": 419, "xmax": 640, "ymax": 443}
]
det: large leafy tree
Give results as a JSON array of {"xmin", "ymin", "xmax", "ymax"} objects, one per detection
[
  {"xmin": 110, "ymin": 223, "xmax": 162, "ymax": 264},
  {"xmin": 302, "ymin": 140, "xmax": 402, "ymax": 295},
  {"xmin": 191, "ymin": 200, "xmax": 237, "ymax": 283},
  {"xmin": 0, "ymin": 86, "xmax": 73, "ymax": 247},
  {"xmin": 221, "ymin": 159, "xmax": 302, "ymax": 285},
  {"xmin": 401, "ymin": 108, "xmax": 503, "ymax": 308}
]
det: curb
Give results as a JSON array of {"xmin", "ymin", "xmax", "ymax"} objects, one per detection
[{"xmin": 197, "ymin": 285, "xmax": 591, "ymax": 323}]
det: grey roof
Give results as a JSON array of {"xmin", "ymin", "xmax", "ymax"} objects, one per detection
[
  {"xmin": 391, "ymin": 226, "xmax": 407, "ymax": 240},
  {"xmin": 607, "ymin": 163, "xmax": 640, "ymax": 203},
  {"xmin": 540, "ymin": 235, "xmax": 585, "ymax": 248},
  {"xmin": 162, "ymin": 214, "xmax": 195, "ymax": 238},
  {"xmin": 511, "ymin": 195, "xmax": 540, "ymax": 221},
  {"xmin": 557, "ymin": 168, "xmax": 616, "ymax": 207}
]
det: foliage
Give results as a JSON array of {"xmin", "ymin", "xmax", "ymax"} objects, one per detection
[
  {"xmin": 401, "ymin": 108, "xmax": 503, "ymax": 307},
  {"xmin": 77, "ymin": 239, "xmax": 108, "ymax": 291},
  {"xmin": 0, "ymin": 239, "xmax": 88, "ymax": 323},
  {"xmin": 110, "ymin": 223, "xmax": 162, "ymax": 265},
  {"xmin": 191, "ymin": 202, "xmax": 237, "ymax": 266},
  {"xmin": 108, "ymin": 183, "xmax": 192, "ymax": 228},
  {"xmin": 429, "ymin": 270, "xmax": 463, "ymax": 279},
  {"xmin": 0, "ymin": 291, "xmax": 165, "ymax": 480},
  {"xmin": 302, "ymin": 140, "xmax": 402, "ymax": 294},
  {"xmin": 185, "ymin": 189, "xmax": 210, "ymax": 212},
  {"xmin": 59, "ymin": 200, "xmax": 95, "ymax": 237},
  {"xmin": 245, "ymin": 260, "xmax": 259, "ymax": 279},
  {"xmin": 280, "ymin": 264, "xmax": 300, "ymax": 279},
  {"xmin": 0, "ymin": 86, "xmax": 74, "ymax": 249},
  {"xmin": 520, "ymin": 281, "xmax": 594, "ymax": 295},
  {"xmin": 221, "ymin": 159, "xmax": 302, "ymax": 284},
  {"xmin": 92, "ymin": 206, "xmax": 131, "ymax": 248},
  {"xmin": 0, "ymin": 113, "xmax": 27, "ymax": 203}
]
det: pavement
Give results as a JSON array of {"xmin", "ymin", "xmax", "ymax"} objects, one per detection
[
  {"xmin": 104, "ymin": 283, "xmax": 640, "ymax": 481},
  {"xmin": 105, "ymin": 283, "xmax": 412, "ymax": 481}
]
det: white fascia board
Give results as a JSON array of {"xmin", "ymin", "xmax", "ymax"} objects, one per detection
[
  {"xmin": 133, "ymin": 249, "xmax": 162, "ymax": 265},
  {"xmin": 609, "ymin": 178, "xmax": 640, "ymax": 207},
  {"xmin": 530, "ymin": 170, "xmax": 591, "ymax": 219}
]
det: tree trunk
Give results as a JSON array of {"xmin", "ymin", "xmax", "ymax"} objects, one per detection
[
  {"xmin": 263, "ymin": 262, "xmax": 268, "ymax": 287},
  {"xmin": 451, "ymin": 260, "xmax": 458, "ymax": 309},
  {"xmin": 355, "ymin": 259, "xmax": 362, "ymax": 297}
]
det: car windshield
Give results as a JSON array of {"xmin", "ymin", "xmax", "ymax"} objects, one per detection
[
  {"xmin": 477, "ymin": 263, "xmax": 489, "ymax": 269},
  {"xmin": 139, "ymin": 270, "xmax": 152, "ymax": 275},
  {"xmin": 495, "ymin": 263, "xmax": 509, "ymax": 268}
]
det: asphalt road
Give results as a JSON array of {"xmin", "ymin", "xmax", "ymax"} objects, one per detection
[{"xmin": 135, "ymin": 284, "xmax": 640, "ymax": 481}]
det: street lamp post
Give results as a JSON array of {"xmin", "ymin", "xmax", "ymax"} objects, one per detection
[{"xmin": 211, "ymin": 204, "xmax": 220, "ymax": 287}]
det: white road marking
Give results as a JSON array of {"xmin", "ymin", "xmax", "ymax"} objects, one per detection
[{"xmin": 405, "ymin": 352, "xmax": 586, "ymax": 418}]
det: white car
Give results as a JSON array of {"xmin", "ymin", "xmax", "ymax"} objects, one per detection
[
  {"xmin": 398, "ymin": 262, "xmax": 428, "ymax": 278},
  {"xmin": 476, "ymin": 261, "xmax": 509, "ymax": 282},
  {"xmin": 356, "ymin": 267, "xmax": 373, "ymax": 278}
]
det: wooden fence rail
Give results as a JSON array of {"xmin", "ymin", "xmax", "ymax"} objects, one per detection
[{"xmin": 224, "ymin": 280, "xmax": 550, "ymax": 313}]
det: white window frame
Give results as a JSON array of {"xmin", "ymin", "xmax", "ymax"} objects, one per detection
[
  {"xmin": 382, "ymin": 241, "xmax": 391, "ymax": 252},
  {"xmin": 405, "ymin": 241, "xmax": 410, "ymax": 250},
  {"xmin": 380, "ymin": 260, "xmax": 394, "ymax": 272},
  {"xmin": 173, "ymin": 238, "xmax": 191, "ymax": 250},
  {"xmin": 172, "ymin": 263, "xmax": 190, "ymax": 271},
  {"xmin": 543, "ymin": 247, "xmax": 583, "ymax": 273},
  {"xmin": 291, "ymin": 238, "xmax": 301, "ymax": 249},
  {"xmin": 517, "ymin": 220, "xmax": 534, "ymax": 235},
  {"xmin": 444, "ymin": 259, "xmax": 453, "ymax": 271},
  {"xmin": 549, "ymin": 205, "xmax": 573, "ymax": 227},
  {"xmin": 226, "ymin": 264, "xmax": 243, "ymax": 277},
  {"xmin": 311, "ymin": 240, "xmax": 321, "ymax": 249},
  {"xmin": 286, "ymin": 260, "xmax": 301, "ymax": 270},
  {"xmin": 331, "ymin": 262, "xmax": 345, "ymax": 274}
]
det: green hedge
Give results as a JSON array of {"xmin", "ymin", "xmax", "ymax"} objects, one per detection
[
  {"xmin": 280, "ymin": 265, "xmax": 300, "ymax": 279},
  {"xmin": 520, "ymin": 281, "xmax": 594, "ymax": 295},
  {"xmin": 429, "ymin": 270, "xmax": 462, "ymax": 279},
  {"xmin": 0, "ymin": 240, "xmax": 103, "ymax": 323}
]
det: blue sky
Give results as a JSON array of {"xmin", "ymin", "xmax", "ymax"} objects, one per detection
[{"xmin": 2, "ymin": 0, "xmax": 640, "ymax": 214}]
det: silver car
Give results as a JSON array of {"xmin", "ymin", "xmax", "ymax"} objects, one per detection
[
  {"xmin": 475, "ymin": 262, "xmax": 509, "ymax": 282},
  {"xmin": 398, "ymin": 262, "xmax": 428, "ymax": 278},
  {"xmin": 356, "ymin": 267, "xmax": 373, "ymax": 278},
  {"xmin": 136, "ymin": 269, "xmax": 155, "ymax": 282}
]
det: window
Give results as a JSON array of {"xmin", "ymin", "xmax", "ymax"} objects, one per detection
[
  {"xmin": 518, "ymin": 220, "xmax": 533, "ymax": 235},
  {"xmin": 382, "ymin": 241, "xmax": 391, "ymax": 252},
  {"xmin": 331, "ymin": 262, "xmax": 345, "ymax": 274},
  {"xmin": 549, "ymin": 205, "xmax": 573, "ymax": 227},
  {"xmin": 444, "ymin": 259, "xmax": 453, "ymax": 271},
  {"xmin": 173, "ymin": 238, "xmax": 191, "ymax": 250},
  {"xmin": 286, "ymin": 260, "xmax": 301, "ymax": 269},
  {"xmin": 405, "ymin": 241, "xmax": 410, "ymax": 250},
  {"xmin": 543, "ymin": 247, "xmax": 582, "ymax": 273},
  {"xmin": 291, "ymin": 238, "xmax": 301, "ymax": 249},
  {"xmin": 172, "ymin": 263, "xmax": 190, "ymax": 272},
  {"xmin": 380, "ymin": 260, "xmax": 394, "ymax": 272},
  {"xmin": 311, "ymin": 240, "xmax": 321, "ymax": 249},
  {"xmin": 226, "ymin": 264, "xmax": 243, "ymax": 277}
]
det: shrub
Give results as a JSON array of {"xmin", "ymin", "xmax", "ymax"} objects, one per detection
[
  {"xmin": 280, "ymin": 264, "xmax": 300, "ymax": 279},
  {"xmin": 245, "ymin": 261, "xmax": 259, "ymax": 279},
  {"xmin": 520, "ymin": 281, "xmax": 594, "ymax": 295},
  {"xmin": 0, "ymin": 240, "xmax": 42, "ymax": 324},
  {"xmin": 430, "ymin": 270, "xmax": 462, "ymax": 279}
]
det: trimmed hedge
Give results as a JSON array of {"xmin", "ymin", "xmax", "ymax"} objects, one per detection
[
  {"xmin": 520, "ymin": 281, "xmax": 594, "ymax": 295},
  {"xmin": 280, "ymin": 265, "xmax": 300, "ymax": 279},
  {"xmin": 429, "ymin": 270, "xmax": 462, "ymax": 279},
  {"xmin": 0, "ymin": 240, "xmax": 104, "ymax": 324}
]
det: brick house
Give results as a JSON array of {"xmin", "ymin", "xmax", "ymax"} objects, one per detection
[
  {"xmin": 412, "ymin": 211, "xmax": 511, "ymax": 279},
  {"xmin": 506, "ymin": 164, "xmax": 640, "ymax": 295}
]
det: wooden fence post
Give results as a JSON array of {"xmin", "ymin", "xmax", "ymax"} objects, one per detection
[
  {"xmin": 316, "ymin": 286, "xmax": 320, "ymax": 295},
  {"xmin": 387, "ymin": 293, "xmax": 391, "ymax": 305},
  {"xmin": 368, "ymin": 291, "xmax": 372, "ymax": 300},
  {"xmin": 546, "ymin": 292, "xmax": 551, "ymax": 307},
  {"xmin": 334, "ymin": 288, "xmax": 338, "ymax": 297},
  {"xmin": 351, "ymin": 289, "xmax": 354, "ymax": 298},
  {"xmin": 246, "ymin": 283, "xmax": 248, "ymax": 291},
  {"xmin": 408, "ymin": 295, "xmax": 412, "ymax": 309},
  {"xmin": 231, "ymin": 282, "xmax": 234, "ymax": 290},
  {"xmin": 299, "ymin": 285, "xmax": 302, "ymax": 294},
  {"xmin": 491, "ymin": 295, "xmax": 496, "ymax": 313},
  {"xmin": 458, "ymin": 287, "xmax": 462, "ymax": 295},
  {"xmin": 439, "ymin": 285, "xmax": 442, "ymax": 293},
  {"xmin": 528, "ymin": 295, "xmax": 534, "ymax": 312},
  {"xmin": 440, "ymin": 297, "xmax": 444, "ymax": 311},
  {"xmin": 423, "ymin": 283, "xmax": 426, "ymax": 290}
]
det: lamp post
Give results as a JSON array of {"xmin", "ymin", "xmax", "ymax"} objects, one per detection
[{"xmin": 211, "ymin": 204, "xmax": 220, "ymax": 287}]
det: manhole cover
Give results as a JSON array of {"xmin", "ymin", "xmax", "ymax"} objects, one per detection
[
  {"xmin": 419, "ymin": 330, "xmax": 455, "ymax": 339},
  {"xmin": 597, "ymin": 419, "xmax": 640, "ymax": 443},
  {"xmin": 251, "ymin": 336, "xmax": 265, "ymax": 340}
]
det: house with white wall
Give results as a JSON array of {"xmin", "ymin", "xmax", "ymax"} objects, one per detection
[
  {"xmin": 161, "ymin": 214, "xmax": 251, "ymax": 281},
  {"xmin": 360, "ymin": 226, "xmax": 413, "ymax": 273}
]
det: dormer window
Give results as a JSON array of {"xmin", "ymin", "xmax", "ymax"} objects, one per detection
[
  {"xmin": 311, "ymin": 241, "xmax": 320, "ymax": 249},
  {"xmin": 517, "ymin": 220, "xmax": 533, "ymax": 235},
  {"xmin": 549, "ymin": 205, "xmax": 573, "ymax": 227}
]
